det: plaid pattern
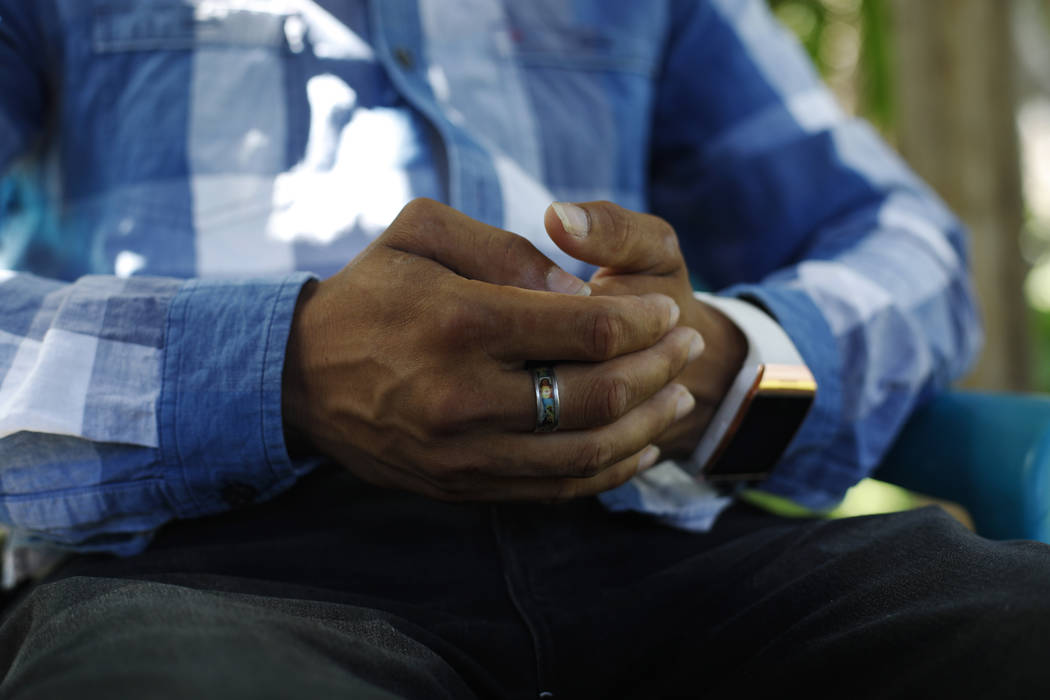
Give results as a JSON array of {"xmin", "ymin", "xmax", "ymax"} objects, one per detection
[{"xmin": 0, "ymin": 0, "xmax": 980, "ymax": 553}]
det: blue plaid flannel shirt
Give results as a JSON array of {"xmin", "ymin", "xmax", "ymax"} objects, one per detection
[{"xmin": 0, "ymin": 0, "xmax": 982, "ymax": 554}]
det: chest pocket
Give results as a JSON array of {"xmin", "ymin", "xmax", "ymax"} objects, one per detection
[
  {"xmin": 70, "ymin": 2, "xmax": 306, "ymax": 277},
  {"xmin": 85, "ymin": 1, "xmax": 302, "ymax": 183},
  {"xmin": 91, "ymin": 1, "xmax": 291, "ymax": 53},
  {"xmin": 80, "ymin": 1, "xmax": 300, "ymax": 181},
  {"xmin": 509, "ymin": 21, "xmax": 660, "ymax": 77},
  {"xmin": 500, "ymin": 14, "xmax": 663, "ymax": 203}
]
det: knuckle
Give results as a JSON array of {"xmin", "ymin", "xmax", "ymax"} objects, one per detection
[
  {"xmin": 570, "ymin": 439, "xmax": 611, "ymax": 478},
  {"xmin": 400, "ymin": 196, "xmax": 439, "ymax": 220},
  {"xmin": 584, "ymin": 308, "xmax": 623, "ymax": 360},
  {"xmin": 651, "ymin": 214, "xmax": 675, "ymax": 242},
  {"xmin": 420, "ymin": 387, "xmax": 469, "ymax": 436},
  {"xmin": 593, "ymin": 200, "xmax": 631, "ymax": 249},
  {"xmin": 387, "ymin": 198, "xmax": 447, "ymax": 246},
  {"xmin": 437, "ymin": 302, "xmax": 483, "ymax": 348},
  {"xmin": 586, "ymin": 373, "xmax": 632, "ymax": 425},
  {"xmin": 617, "ymin": 210, "xmax": 638, "ymax": 251},
  {"xmin": 498, "ymin": 232, "xmax": 536, "ymax": 265},
  {"xmin": 653, "ymin": 216, "xmax": 682, "ymax": 259}
]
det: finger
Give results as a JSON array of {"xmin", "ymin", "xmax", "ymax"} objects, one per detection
[
  {"xmin": 468, "ymin": 382, "xmax": 695, "ymax": 478},
  {"xmin": 335, "ymin": 382, "xmax": 691, "ymax": 495},
  {"xmin": 384, "ymin": 197, "xmax": 591, "ymax": 295},
  {"xmin": 486, "ymin": 325, "xmax": 705, "ymax": 432},
  {"xmin": 470, "ymin": 284, "xmax": 680, "ymax": 361},
  {"xmin": 355, "ymin": 444, "xmax": 662, "ymax": 504},
  {"xmin": 454, "ymin": 445, "xmax": 663, "ymax": 502},
  {"xmin": 544, "ymin": 200, "xmax": 682, "ymax": 275}
]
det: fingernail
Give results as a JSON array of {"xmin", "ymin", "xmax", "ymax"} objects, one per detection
[
  {"xmin": 638, "ymin": 445, "xmax": 661, "ymax": 472},
  {"xmin": 668, "ymin": 299, "xmax": 680, "ymax": 328},
  {"xmin": 674, "ymin": 389, "xmax": 696, "ymax": 421},
  {"xmin": 552, "ymin": 202, "xmax": 590, "ymax": 239},
  {"xmin": 546, "ymin": 266, "xmax": 591, "ymax": 295},
  {"xmin": 687, "ymin": 331, "xmax": 705, "ymax": 362}
]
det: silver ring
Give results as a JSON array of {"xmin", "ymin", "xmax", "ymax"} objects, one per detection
[{"xmin": 532, "ymin": 365, "xmax": 560, "ymax": 432}]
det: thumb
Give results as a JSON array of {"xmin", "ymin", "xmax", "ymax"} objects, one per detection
[{"xmin": 544, "ymin": 201, "xmax": 682, "ymax": 276}]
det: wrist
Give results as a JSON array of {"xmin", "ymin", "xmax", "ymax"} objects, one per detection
[
  {"xmin": 683, "ymin": 294, "xmax": 747, "ymax": 406},
  {"xmin": 282, "ymin": 279, "xmax": 320, "ymax": 456},
  {"xmin": 654, "ymin": 294, "xmax": 747, "ymax": 459}
]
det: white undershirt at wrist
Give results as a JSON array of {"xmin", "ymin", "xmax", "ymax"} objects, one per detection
[{"xmin": 685, "ymin": 292, "xmax": 812, "ymax": 480}]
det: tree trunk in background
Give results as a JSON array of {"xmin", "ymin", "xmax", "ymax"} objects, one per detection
[{"xmin": 890, "ymin": 0, "xmax": 1029, "ymax": 390}]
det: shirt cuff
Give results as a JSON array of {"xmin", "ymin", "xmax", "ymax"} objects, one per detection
[
  {"xmin": 685, "ymin": 292, "xmax": 814, "ymax": 478},
  {"xmin": 158, "ymin": 273, "xmax": 316, "ymax": 519},
  {"xmin": 720, "ymin": 283, "xmax": 848, "ymax": 510}
]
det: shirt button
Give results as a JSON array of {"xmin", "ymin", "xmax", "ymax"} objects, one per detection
[
  {"xmin": 221, "ymin": 482, "xmax": 258, "ymax": 508},
  {"xmin": 394, "ymin": 46, "xmax": 415, "ymax": 70}
]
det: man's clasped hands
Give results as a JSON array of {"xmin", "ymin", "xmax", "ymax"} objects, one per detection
[{"xmin": 282, "ymin": 199, "xmax": 747, "ymax": 502}]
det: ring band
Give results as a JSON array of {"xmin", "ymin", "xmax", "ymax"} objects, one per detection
[{"xmin": 532, "ymin": 365, "xmax": 560, "ymax": 432}]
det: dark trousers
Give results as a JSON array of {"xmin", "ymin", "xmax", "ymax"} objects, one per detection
[{"xmin": 1, "ymin": 464, "xmax": 1049, "ymax": 699}]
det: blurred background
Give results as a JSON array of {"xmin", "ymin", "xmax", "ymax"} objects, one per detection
[
  {"xmin": 766, "ymin": 0, "xmax": 1050, "ymax": 521},
  {"xmin": 769, "ymin": 0, "xmax": 1050, "ymax": 394}
]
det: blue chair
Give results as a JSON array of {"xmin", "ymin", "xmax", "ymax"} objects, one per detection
[{"xmin": 875, "ymin": 391, "xmax": 1050, "ymax": 543}]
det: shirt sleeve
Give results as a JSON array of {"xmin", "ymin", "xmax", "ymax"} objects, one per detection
[
  {"xmin": 0, "ymin": 4, "xmax": 320, "ymax": 556},
  {"xmin": 647, "ymin": 0, "xmax": 983, "ymax": 510},
  {"xmin": 0, "ymin": 272, "xmax": 317, "ymax": 555}
]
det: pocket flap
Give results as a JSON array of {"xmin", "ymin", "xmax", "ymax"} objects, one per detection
[{"xmin": 93, "ymin": 2, "xmax": 290, "ymax": 53}]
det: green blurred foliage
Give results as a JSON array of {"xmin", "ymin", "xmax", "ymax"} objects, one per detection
[
  {"xmin": 769, "ymin": 0, "xmax": 895, "ymax": 132},
  {"xmin": 1031, "ymin": 306, "xmax": 1050, "ymax": 391}
]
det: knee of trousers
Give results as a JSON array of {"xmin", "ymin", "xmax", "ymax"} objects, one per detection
[{"xmin": 0, "ymin": 576, "xmax": 475, "ymax": 700}]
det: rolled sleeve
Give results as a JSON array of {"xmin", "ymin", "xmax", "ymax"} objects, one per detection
[
  {"xmin": 158, "ymin": 273, "xmax": 316, "ymax": 519},
  {"xmin": 724, "ymin": 283, "xmax": 845, "ymax": 509}
]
